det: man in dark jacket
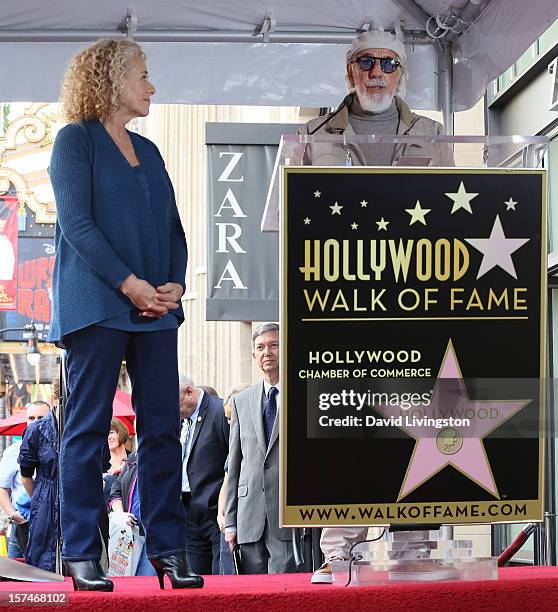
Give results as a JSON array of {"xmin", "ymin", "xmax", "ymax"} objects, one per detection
[{"xmin": 179, "ymin": 376, "xmax": 229, "ymax": 574}]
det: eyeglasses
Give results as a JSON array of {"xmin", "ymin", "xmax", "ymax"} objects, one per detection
[{"xmin": 352, "ymin": 56, "xmax": 401, "ymax": 74}]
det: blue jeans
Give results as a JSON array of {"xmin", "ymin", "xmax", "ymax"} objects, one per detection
[
  {"xmin": 135, "ymin": 540, "xmax": 157, "ymax": 576},
  {"xmin": 8, "ymin": 527, "xmax": 23, "ymax": 558},
  {"xmin": 60, "ymin": 326, "xmax": 186, "ymax": 561}
]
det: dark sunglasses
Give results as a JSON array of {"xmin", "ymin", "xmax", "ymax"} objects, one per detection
[{"xmin": 352, "ymin": 55, "xmax": 401, "ymax": 74}]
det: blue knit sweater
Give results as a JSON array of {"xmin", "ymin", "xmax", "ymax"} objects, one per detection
[{"xmin": 48, "ymin": 121, "xmax": 188, "ymax": 343}]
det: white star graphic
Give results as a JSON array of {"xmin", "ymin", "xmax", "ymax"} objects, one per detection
[
  {"xmin": 360, "ymin": 200, "xmax": 368, "ymax": 208},
  {"xmin": 351, "ymin": 222, "xmax": 358, "ymax": 230},
  {"xmin": 330, "ymin": 202, "xmax": 343, "ymax": 215},
  {"xmin": 465, "ymin": 215, "xmax": 530, "ymax": 279},
  {"xmin": 314, "ymin": 190, "xmax": 321, "ymax": 198},
  {"xmin": 505, "ymin": 197, "xmax": 517, "ymax": 211},
  {"xmin": 405, "ymin": 200, "xmax": 431, "ymax": 226},
  {"xmin": 376, "ymin": 217, "xmax": 389, "ymax": 231},
  {"xmin": 303, "ymin": 217, "xmax": 311, "ymax": 225},
  {"xmin": 445, "ymin": 181, "xmax": 478, "ymax": 214}
]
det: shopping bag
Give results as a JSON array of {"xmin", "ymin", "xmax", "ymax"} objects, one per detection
[{"xmin": 106, "ymin": 512, "xmax": 144, "ymax": 577}]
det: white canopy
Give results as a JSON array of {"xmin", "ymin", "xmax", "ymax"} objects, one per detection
[{"xmin": 0, "ymin": 0, "xmax": 557, "ymax": 112}]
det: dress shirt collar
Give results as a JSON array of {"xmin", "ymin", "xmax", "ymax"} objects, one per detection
[{"xmin": 263, "ymin": 379, "xmax": 280, "ymax": 396}]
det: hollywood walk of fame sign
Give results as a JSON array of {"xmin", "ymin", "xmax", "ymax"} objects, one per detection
[{"xmin": 280, "ymin": 167, "xmax": 546, "ymax": 526}]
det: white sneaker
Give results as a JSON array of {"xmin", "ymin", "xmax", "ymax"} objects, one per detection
[{"xmin": 311, "ymin": 558, "xmax": 346, "ymax": 584}]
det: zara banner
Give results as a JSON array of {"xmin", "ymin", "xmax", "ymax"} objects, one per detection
[
  {"xmin": 281, "ymin": 167, "xmax": 546, "ymax": 526},
  {"xmin": 205, "ymin": 122, "xmax": 298, "ymax": 321}
]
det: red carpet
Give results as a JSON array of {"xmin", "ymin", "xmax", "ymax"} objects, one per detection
[{"xmin": 1, "ymin": 567, "xmax": 558, "ymax": 611}]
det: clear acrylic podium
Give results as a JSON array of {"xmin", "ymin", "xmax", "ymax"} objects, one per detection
[
  {"xmin": 270, "ymin": 133, "xmax": 548, "ymax": 584},
  {"xmin": 262, "ymin": 133, "xmax": 548, "ymax": 231},
  {"xmin": 331, "ymin": 530, "xmax": 498, "ymax": 586}
]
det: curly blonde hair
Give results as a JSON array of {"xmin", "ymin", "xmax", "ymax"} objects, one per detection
[{"xmin": 61, "ymin": 38, "xmax": 145, "ymax": 122}]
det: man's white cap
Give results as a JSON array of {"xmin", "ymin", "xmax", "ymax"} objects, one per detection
[{"xmin": 346, "ymin": 29, "xmax": 407, "ymax": 65}]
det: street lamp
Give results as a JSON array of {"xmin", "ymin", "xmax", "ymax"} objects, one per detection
[{"xmin": 0, "ymin": 322, "xmax": 41, "ymax": 366}]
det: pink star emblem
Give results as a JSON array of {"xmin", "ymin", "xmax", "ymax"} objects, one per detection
[{"xmin": 373, "ymin": 340, "xmax": 531, "ymax": 500}]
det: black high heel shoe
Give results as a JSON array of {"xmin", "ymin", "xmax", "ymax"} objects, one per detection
[
  {"xmin": 150, "ymin": 554, "xmax": 204, "ymax": 589},
  {"xmin": 64, "ymin": 560, "xmax": 114, "ymax": 592}
]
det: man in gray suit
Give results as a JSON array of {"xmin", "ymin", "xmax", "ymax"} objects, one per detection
[{"xmin": 224, "ymin": 323, "xmax": 295, "ymax": 574}]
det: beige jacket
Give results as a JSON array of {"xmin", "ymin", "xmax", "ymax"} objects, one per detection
[{"xmin": 297, "ymin": 95, "xmax": 454, "ymax": 167}]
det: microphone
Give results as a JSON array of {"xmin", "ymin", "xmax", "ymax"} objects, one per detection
[{"xmin": 307, "ymin": 94, "xmax": 354, "ymax": 135}]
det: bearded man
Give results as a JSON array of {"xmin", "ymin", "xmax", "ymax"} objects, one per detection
[
  {"xmin": 303, "ymin": 28, "xmax": 455, "ymax": 584},
  {"xmin": 300, "ymin": 28, "xmax": 454, "ymax": 167}
]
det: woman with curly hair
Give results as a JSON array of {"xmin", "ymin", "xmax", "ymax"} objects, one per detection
[{"xmin": 49, "ymin": 39, "xmax": 202, "ymax": 592}]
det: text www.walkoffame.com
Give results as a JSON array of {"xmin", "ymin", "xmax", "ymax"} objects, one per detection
[{"xmin": 298, "ymin": 503, "xmax": 528, "ymax": 522}]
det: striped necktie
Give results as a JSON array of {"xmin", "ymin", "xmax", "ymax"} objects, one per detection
[{"xmin": 181, "ymin": 418, "xmax": 193, "ymax": 460}]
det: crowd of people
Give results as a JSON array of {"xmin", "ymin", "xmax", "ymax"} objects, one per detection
[
  {"xmin": 0, "ymin": 354, "xmax": 262, "ymax": 579},
  {"xmin": 0, "ymin": 24, "xmax": 448, "ymax": 590},
  {"xmin": 0, "ymin": 322, "xmax": 286, "ymax": 583}
]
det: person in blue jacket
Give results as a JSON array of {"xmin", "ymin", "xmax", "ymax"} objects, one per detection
[
  {"xmin": 48, "ymin": 38, "xmax": 202, "ymax": 592},
  {"xmin": 18, "ymin": 405, "xmax": 59, "ymax": 572}
]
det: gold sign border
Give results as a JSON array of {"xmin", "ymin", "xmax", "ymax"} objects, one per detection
[{"xmin": 280, "ymin": 166, "xmax": 547, "ymax": 526}]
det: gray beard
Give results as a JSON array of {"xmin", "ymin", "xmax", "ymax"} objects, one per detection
[{"xmin": 356, "ymin": 88, "xmax": 395, "ymax": 113}]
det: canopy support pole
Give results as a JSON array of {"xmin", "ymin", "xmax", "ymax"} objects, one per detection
[
  {"xmin": 438, "ymin": 40, "xmax": 454, "ymax": 134},
  {"xmin": 0, "ymin": 29, "xmax": 434, "ymax": 44}
]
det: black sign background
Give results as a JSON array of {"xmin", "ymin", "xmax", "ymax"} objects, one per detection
[{"xmin": 281, "ymin": 168, "xmax": 546, "ymax": 525}]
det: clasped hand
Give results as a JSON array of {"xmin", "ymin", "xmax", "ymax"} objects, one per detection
[{"xmin": 119, "ymin": 274, "xmax": 184, "ymax": 319}]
